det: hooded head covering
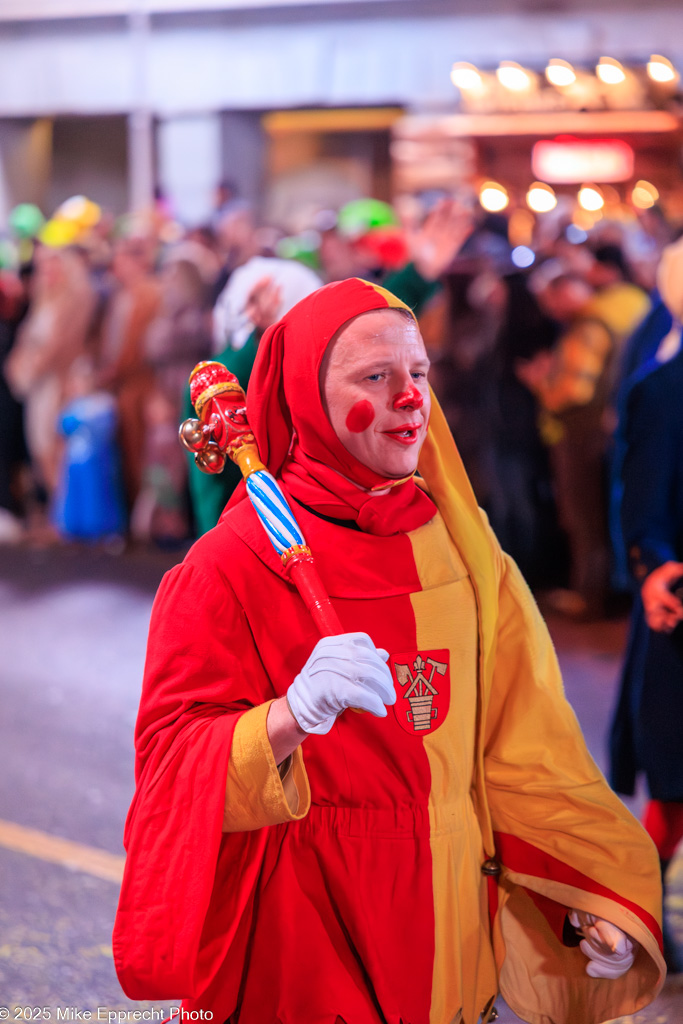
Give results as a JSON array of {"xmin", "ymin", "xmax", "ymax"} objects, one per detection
[
  {"xmin": 233, "ymin": 276, "xmax": 498, "ymax": 552},
  {"xmin": 227, "ymin": 277, "xmax": 494, "ymax": 564},
  {"xmin": 241, "ymin": 277, "xmax": 434, "ymax": 535}
]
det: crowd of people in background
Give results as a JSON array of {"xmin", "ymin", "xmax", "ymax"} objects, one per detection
[
  {"xmin": 0, "ymin": 182, "xmax": 680, "ymax": 619},
  {"xmin": 2, "ymin": 178, "xmax": 683, "ymax": 969}
]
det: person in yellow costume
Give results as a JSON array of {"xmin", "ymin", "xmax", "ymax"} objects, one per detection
[{"xmin": 114, "ymin": 278, "xmax": 665, "ymax": 1024}]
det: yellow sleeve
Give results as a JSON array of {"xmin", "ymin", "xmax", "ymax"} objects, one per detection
[
  {"xmin": 222, "ymin": 701, "xmax": 311, "ymax": 832},
  {"xmin": 485, "ymin": 555, "xmax": 665, "ymax": 1024}
]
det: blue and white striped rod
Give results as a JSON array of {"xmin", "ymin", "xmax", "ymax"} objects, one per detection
[{"xmin": 245, "ymin": 469, "xmax": 306, "ymax": 556}]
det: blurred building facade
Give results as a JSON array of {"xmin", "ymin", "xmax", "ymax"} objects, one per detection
[{"xmin": 0, "ymin": 0, "xmax": 682, "ymax": 226}]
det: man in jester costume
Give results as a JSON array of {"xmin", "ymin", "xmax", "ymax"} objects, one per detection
[{"xmin": 114, "ymin": 279, "xmax": 665, "ymax": 1024}]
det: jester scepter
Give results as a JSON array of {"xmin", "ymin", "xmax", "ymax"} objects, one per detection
[{"xmin": 179, "ymin": 360, "xmax": 344, "ymax": 638}]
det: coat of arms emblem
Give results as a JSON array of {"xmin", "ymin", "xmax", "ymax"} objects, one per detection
[{"xmin": 389, "ymin": 648, "xmax": 450, "ymax": 735}]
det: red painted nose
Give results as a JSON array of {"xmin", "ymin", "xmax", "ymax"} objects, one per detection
[{"xmin": 392, "ymin": 386, "xmax": 424, "ymax": 411}]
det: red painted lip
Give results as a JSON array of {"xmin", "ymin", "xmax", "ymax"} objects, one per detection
[{"xmin": 382, "ymin": 423, "xmax": 422, "ymax": 445}]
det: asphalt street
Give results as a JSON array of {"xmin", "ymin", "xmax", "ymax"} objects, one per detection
[{"xmin": 1, "ymin": 543, "xmax": 681, "ymax": 1023}]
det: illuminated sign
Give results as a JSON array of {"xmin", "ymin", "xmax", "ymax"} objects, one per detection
[{"xmin": 532, "ymin": 138, "xmax": 634, "ymax": 183}]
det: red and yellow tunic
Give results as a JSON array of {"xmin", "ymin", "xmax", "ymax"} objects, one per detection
[{"xmin": 114, "ymin": 491, "xmax": 665, "ymax": 1024}]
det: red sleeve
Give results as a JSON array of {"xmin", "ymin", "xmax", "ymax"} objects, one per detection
[{"xmin": 113, "ymin": 560, "xmax": 271, "ymax": 1000}]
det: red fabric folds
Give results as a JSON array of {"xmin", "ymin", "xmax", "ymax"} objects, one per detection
[
  {"xmin": 280, "ymin": 451, "xmax": 433, "ymax": 537},
  {"xmin": 113, "ymin": 562, "xmax": 271, "ymax": 1003},
  {"xmin": 224, "ymin": 277, "xmax": 435, "ymax": 536}
]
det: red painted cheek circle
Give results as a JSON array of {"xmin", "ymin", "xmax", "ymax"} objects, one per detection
[{"xmin": 346, "ymin": 400, "xmax": 375, "ymax": 433}]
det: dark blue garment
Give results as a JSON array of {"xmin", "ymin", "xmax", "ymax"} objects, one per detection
[
  {"xmin": 53, "ymin": 393, "xmax": 127, "ymax": 541},
  {"xmin": 621, "ymin": 348, "xmax": 683, "ymax": 577},
  {"xmin": 609, "ymin": 348, "xmax": 683, "ymax": 801},
  {"xmin": 616, "ymin": 292, "xmax": 672, "ymax": 390},
  {"xmin": 609, "ymin": 296, "xmax": 675, "ymax": 590}
]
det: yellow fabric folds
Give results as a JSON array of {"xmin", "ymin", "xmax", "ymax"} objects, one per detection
[
  {"xmin": 418, "ymin": 391, "xmax": 502, "ymax": 853},
  {"xmin": 486, "ymin": 555, "xmax": 664, "ymax": 1022},
  {"xmin": 409, "ymin": 513, "xmax": 498, "ymax": 1024},
  {"xmin": 223, "ymin": 701, "xmax": 311, "ymax": 832}
]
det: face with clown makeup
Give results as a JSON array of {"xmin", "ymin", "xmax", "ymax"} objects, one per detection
[{"xmin": 321, "ymin": 308, "xmax": 431, "ymax": 480}]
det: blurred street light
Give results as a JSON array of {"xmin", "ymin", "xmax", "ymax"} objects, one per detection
[
  {"xmin": 512, "ymin": 246, "xmax": 535, "ymax": 268},
  {"xmin": 577, "ymin": 185, "xmax": 605, "ymax": 211},
  {"xmin": 479, "ymin": 182, "xmax": 509, "ymax": 212},
  {"xmin": 596, "ymin": 57, "xmax": 626, "ymax": 85},
  {"xmin": 631, "ymin": 180, "xmax": 660, "ymax": 209},
  {"xmin": 545, "ymin": 59, "xmax": 576, "ymax": 87},
  {"xmin": 646, "ymin": 55, "xmax": 678, "ymax": 83},
  {"xmin": 451, "ymin": 62, "xmax": 484, "ymax": 91},
  {"xmin": 497, "ymin": 61, "xmax": 532, "ymax": 91},
  {"xmin": 526, "ymin": 182, "xmax": 557, "ymax": 213}
]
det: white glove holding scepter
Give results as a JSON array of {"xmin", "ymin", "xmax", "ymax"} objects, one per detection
[{"xmin": 287, "ymin": 632, "xmax": 395, "ymax": 735}]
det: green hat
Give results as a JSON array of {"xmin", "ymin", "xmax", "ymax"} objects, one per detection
[
  {"xmin": 336, "ymin": 198, "xmax": 398, "ymax": 239},
  {"xmin": 9, "ymin": 203, "xmax": 45, "ymax": 239}
]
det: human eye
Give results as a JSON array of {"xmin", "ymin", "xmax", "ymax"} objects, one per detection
[
  {"xmin": 364, "ymin": 372, "xmax": 385, "ymax": 382},
  {"xmin": 411, "ymin": 370, "xmax": 427, "ymax": 380}
]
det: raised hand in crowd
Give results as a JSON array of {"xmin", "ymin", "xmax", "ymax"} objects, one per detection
[{"xmin": 407, "ymin": 197, "xmax": 474, "ymax": 282}]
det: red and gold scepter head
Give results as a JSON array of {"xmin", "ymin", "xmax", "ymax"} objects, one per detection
[
  {"xmin": 180, "ymin": 360, "xmax": 343, "ymax": 638},
  {"xmin": 179, "ymin": 360, "xmax": 266, "ymax": 479}
]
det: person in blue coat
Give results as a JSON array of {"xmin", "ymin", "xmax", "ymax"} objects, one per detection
[
  {"xmin": 609, "ymin": 340, "xmax": 683, "ymax": 970},
  {"xmin": 609, "ymin": 288, "xmax": 674, "ymax": 591},
  {"xmin": 53, "ymin": 388, "xmax": 127, "ymax": 543}
]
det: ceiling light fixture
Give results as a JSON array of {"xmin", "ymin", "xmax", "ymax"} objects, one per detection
[
  {"xmin": 497, "ymin": 61, "xmax": 531, "ymax": 91},
  {"xmin": 631, "ymin": 180, "xmax": 660, "ymax": 209},
  {"xmin": 596, "ymin": 57, "xmax": 626, "ymax": 85},
  {"xmin": 479, "ymin": 182, "xmax": 509, "ymax": 212},
  {"xmin": 647, "ymin": 55, "xmax": 678, "ymax": 83},
  {"xmin": 545, "ymin": 59, "xmax": 576, "ymax": 87},
  {"xmin": 526, "ymin": 182, "xmax": 558, "ymax": 213},
  {"xmin": 578, "ymin": 185, "xmax": 605, "ymax": 211},
  {"xmin": 450, "ymin": 62, "xmax": 484, "ymax": 91}
]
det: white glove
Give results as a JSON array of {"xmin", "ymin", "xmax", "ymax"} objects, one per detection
[
  {"xmin": 286, "ymin": 632, "xmax": 396, "ymax": 735},
  {"xmin": 569, "ymin": 910, "xmax": 638, "ymax": 979}
]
